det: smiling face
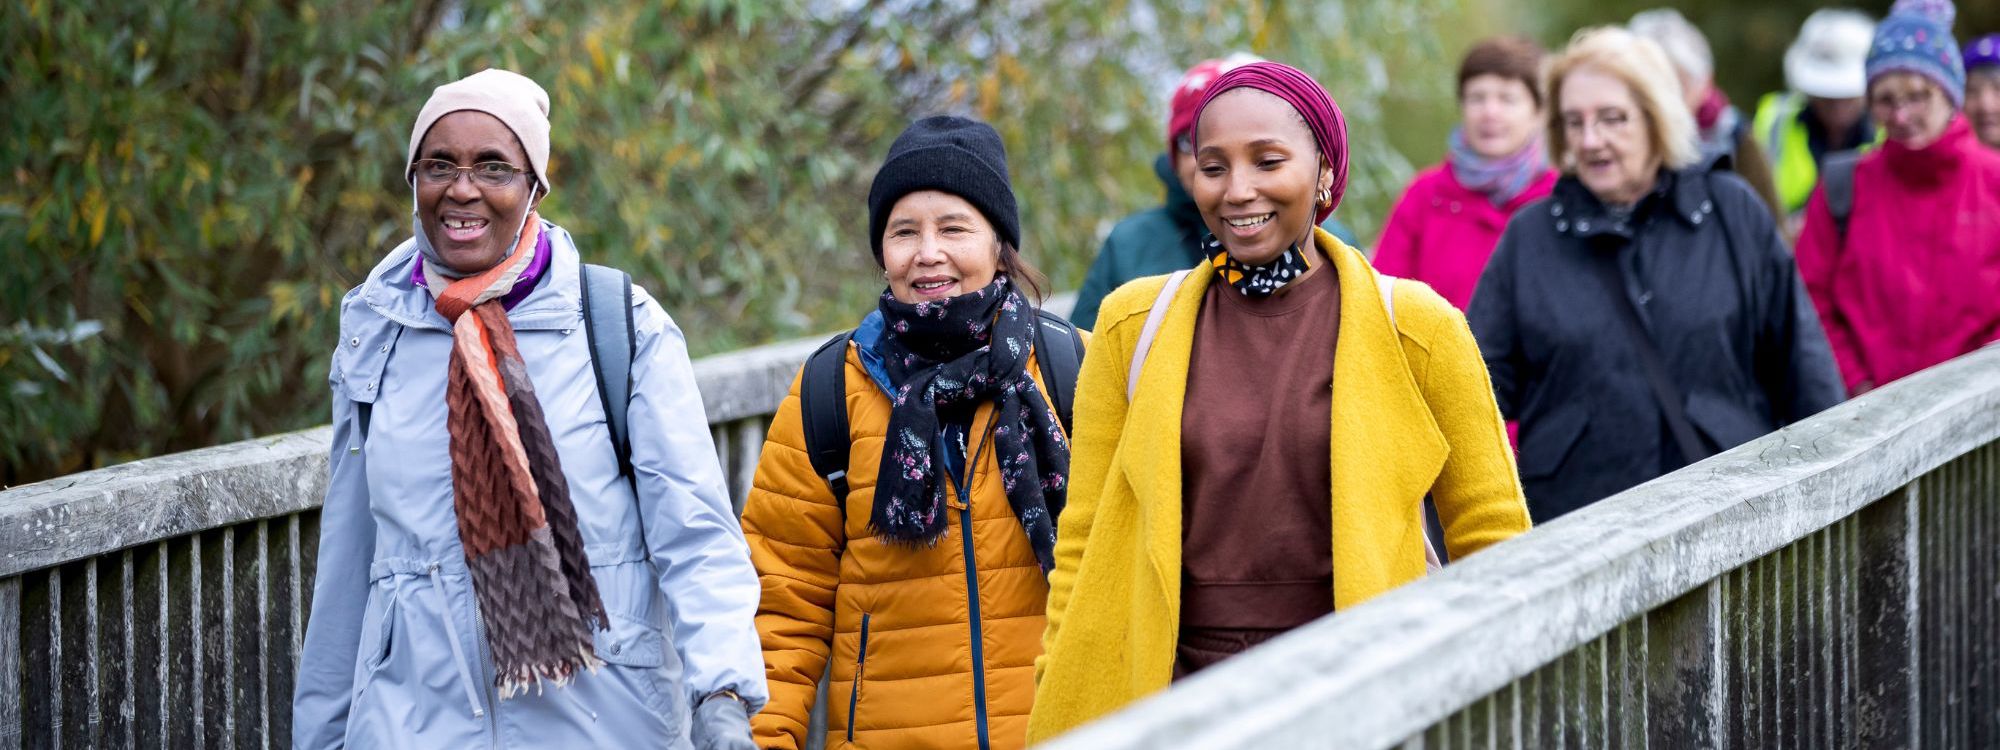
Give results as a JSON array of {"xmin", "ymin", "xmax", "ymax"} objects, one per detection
[
  {"xmin": 1870, "ymin": 72, "xmax": 1957, "ymax": 149},
  {"xmin": 1559, "ymin": 66, "xmax": 1660, "ymax": 206},
  {"xmin": 1970, "ymin": 69, "xmax": 2000, "ymax": 150},
  {"xmin": 1189, "ymin": 89, "xmax": 1332, "ymax": 266},
  {"xmin": 880, "ymin": 190, "xmax": 1001, "ymax": 304},
  {"xmin": 414, "ymin": 111, "xmax": 541, "ymax": 274},
  {"xmin": 1461, "ymin": 74, "xmax": 1542, "ymax": 159}
]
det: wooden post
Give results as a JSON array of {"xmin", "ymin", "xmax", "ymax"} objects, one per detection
[
  {"xmin": 1854, "ymin": 486, "xmax": 1919, "ymax": 748},
  {"xmin": 1646, "ymin": 582, "xmax": 1723, "ymax": 749},
  {"xmin": 1, "ymin": 577, "xmax": 20, "ymax": 750}
]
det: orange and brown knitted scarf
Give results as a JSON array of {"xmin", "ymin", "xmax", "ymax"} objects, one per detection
[{"xmin": 427, "ymin": 213, "xmax": 607, "ymax": 698}]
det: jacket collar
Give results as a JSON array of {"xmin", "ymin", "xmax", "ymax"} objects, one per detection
[
  {"xmin": 1156, "ymin": 152, "xmax": 1200, "ymax": 228},
  {"xmin": 360, "ymin": 220, "xmax": 587, "ymax": 333},
  {"xmin": 1118, "ymin": 228, "xmax": 1449, "ymax": 608},
  {"xmin": 1880, "ymin": 116, "xmax": 1973, "ymax": 187},
  {"xmin": 852, "ymin": 309, "xmax": 896, "ymax": 395},
  {"xmin": 1547, "ymin": 167, "xmax": 1717, "ymax": 244}
]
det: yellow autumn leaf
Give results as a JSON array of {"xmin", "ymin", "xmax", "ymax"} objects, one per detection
[
  {"xmin": 269, "ymin": 283, "xmax": 298, "ymax": 322},
  {"xmin": 587, "ymin": 31, "xmax": 608, "ymax": 74},
  {"xmin": 86, "ymin": 192, "xmax": 107, "ymax": 245}
]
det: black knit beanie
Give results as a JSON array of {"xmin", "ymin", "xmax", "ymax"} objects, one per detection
[{"xmin": 867, "ymin": 115, "xmax": 1021, "ymax": 264}]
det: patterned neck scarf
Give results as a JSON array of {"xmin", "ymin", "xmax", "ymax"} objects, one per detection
[
  {"xmin": 1447, "ymin": 126, "xmax": 1549, "ymax": 206},
  {"xmin": 422, "ymin": 213, "xmax": 608, "ymax": 698},
  {"xmin": 412, "ymin": 227, "xmax": 551, "ymax": 311},
  {"xmin": 873, "ymin": 275, "xmax": 1069, "ymax": 573},
  {"xmin": 1204, "ymin": 232, "xmax": 1313, "ymax": 298}
]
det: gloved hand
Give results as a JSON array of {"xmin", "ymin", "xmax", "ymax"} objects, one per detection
[{"xmin": 690, "ymin": 691, "xmax": 757, "ymax": 750}]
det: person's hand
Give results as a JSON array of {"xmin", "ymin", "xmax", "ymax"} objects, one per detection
[{"xmin": 690, "ymin": 691, "xmax": 757, "ymax": 750}]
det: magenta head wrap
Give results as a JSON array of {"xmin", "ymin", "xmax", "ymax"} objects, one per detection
[{"xmin": 1190, "ymin": 61, "xmax": 1349, "ymax": 222}]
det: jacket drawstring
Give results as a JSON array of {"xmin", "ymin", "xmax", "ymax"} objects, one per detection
[{"xmin": 427, "ymin": 563, "xmax": 488, "ymax": 718}]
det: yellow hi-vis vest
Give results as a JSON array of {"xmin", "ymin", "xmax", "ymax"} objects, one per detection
[{"xmin": 1752, "ymin": 92, "xmax": 1884, "ymax": 215}]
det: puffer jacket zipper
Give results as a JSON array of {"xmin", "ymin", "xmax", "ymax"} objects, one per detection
[
  {"xmin": 958, "ymin": 413, "xmax": 999, "ymax": 750},
  {"xmin": 847, "ymin": 612, "xmax": 871, "ymax": 744}
]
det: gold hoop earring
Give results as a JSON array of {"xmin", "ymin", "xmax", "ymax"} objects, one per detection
[{"xmin": 1316, "ymin": 187, "xmax": 1332, "ymax": 208}]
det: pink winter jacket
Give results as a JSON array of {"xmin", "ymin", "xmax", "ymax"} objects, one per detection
[
  {"xmin": 1795, "ymin": 117, "xmax": 2000, "ymax": 394},
  {"xmin": 1373, "ymin": 164, "xmax": 1558, "ymax": 311}
]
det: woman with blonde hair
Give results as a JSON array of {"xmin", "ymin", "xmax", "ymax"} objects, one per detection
[
  {"xmin": 1029, "ymin": 61, "xmax": 1530, "ymax": 742},
  {"xmin": 1469, "ymin": 28, "xmax": 1843, "ymax": 522}
]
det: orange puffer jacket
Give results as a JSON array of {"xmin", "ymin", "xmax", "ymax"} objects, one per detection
[{"xmin": 744, "ymin": 336, "xmax": 1077, "ymax": 750}]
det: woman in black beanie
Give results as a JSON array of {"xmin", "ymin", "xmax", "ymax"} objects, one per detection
[{"xmin": 739, "ymin": 115, "xmax": 1085, "ymax": 750}]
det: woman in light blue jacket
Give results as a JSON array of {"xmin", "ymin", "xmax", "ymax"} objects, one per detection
[{"xmin": 291, "ymin": 69, "xmax": 764, "ymax": 750}]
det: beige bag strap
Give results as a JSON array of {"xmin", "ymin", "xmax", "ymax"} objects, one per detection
[
  {"xmin": 1127, "ymin": 270, "xmax": 1191, "ymax": 402},
  {"xmin": 1125, "ymin": 268, "xmax": 1441, "ymax": 571},
  {"xmin": 1379, "ymin": 272, "xmax": 1445, "ymax": 573}
]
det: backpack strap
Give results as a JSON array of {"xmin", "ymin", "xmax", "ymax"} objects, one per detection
[
  {"xmin": 1821, "ymin": 150, "xmax": 1862, "ymax": 240},
  {"xmin": 1032, "ymin": 310, "xmax": 1085, "ymax": 435},
  {"xmin": 1127, "ymin": 270, "xmax": 1192, "ymax": 401},
  {"xmin": 580, "ymin": 263, "xmax": 637, "ymax": 481},
  {"xmin": 1377, "ymin": 273, "xmax": 1398, "ymax": 326},
  {"xmin": 799, "ymin": 332, "xmax": 855, "ymax": 508}
]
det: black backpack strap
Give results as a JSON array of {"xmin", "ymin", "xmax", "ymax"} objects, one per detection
[
  {"xmin": 799, "ymin": 332, "xmax": 855, "ymax": 508},
  {"xmin": 1032, "ymin": 310, "xmax": 1085, "ymax": 435},
  {"xmin": 1821, "ymin": 150, "xmax": 1862, "ymax": 240},
  {"xmin": 580, "ymin": 263, "xmax": 637, "ymax": 481},
  {"xmin": 1590, "ymin": 254, "xmax": 1709, "ymax": 466}
]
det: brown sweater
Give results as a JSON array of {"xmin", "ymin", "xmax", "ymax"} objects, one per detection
[{"xmin": 1176, "ymin": 261, "xmax": 1341, "ymax": 674}]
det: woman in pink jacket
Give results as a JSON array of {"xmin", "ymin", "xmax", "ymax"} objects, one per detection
[
  {"xmin": 1796, "ymin": 0, "xmax": 2000, "ymax": 394},
  {"xmin": 1374, "ymin": 37, "xmax": 1557, "ymax": 311}
]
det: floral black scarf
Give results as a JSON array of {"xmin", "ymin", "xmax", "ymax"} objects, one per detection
[
  {"xmin": 1204, "ymin": 232, "xmax": 1312, "ymax": 298},
  {"xmin": 873, "ymin": 276, "xmax": 1069, "ymax": 572}
]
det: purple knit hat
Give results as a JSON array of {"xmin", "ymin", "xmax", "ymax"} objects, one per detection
[
  {"xmin": 1190, "ymin": 61, "xmax": 1350, "ymax": 222},
  {"xmin": 1967, "ymin": 34, "xmax": 2000, "ymax": 72},
  {"xmin": 1866, "ymin": 0, "xmax": 1966, "ymax": 108}
]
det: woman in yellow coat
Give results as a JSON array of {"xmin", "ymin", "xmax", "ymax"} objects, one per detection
[
  {"xmin": 1028, "ymin": 62, "xmax": 1532, "ymax": 742},
  {"xmin": 742, "ymin": 116, "xmax": 1084, "ymax": 750}
]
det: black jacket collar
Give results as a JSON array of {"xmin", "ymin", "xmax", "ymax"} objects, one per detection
[{"xmin": 1547, "ymin": 167, "xmax": 1719, "ymax": 244}]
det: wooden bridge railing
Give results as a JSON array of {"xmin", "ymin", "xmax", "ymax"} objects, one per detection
[{"xmin": 1040, "ymin": 343, "xmax": 2000, "ymax": 749}]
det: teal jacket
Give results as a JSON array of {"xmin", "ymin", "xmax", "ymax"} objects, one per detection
[{"xmin": 1070, "ymin": 154, "xmax": 1357, "ymax": 329}]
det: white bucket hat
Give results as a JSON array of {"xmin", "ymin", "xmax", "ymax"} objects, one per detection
[{"xmin": 1784, "ymin": 9, "xmax": 1877, "ymax": 99}]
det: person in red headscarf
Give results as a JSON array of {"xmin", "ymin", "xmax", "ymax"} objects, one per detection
[
  {"xmin": 1027, "ymin": 61, "xmax": 1531, "ymax": 742},
  {"xmin": 1069, "ymin": 55, "xmax": 1359, "ymax": 330}
]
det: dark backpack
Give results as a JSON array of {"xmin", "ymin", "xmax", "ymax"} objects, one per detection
[
  {"xmin": 798, "ymin": 309, "xmax": 1085, "ymax": 506},
  {"xmin": 356, "ymin": 263, "xmax": 637, "ymax": 484},
  {"xmin": 1821, "ymin": 150, "xmax": 1863, "ymax": 240}
]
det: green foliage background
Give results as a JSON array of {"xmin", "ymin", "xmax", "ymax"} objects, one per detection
[
  {"xmin": 17, "ymin": 0, "xmax": 1978, "ymax": 483},
  {"xmin": 1, "ymin": 0, "xmax": 1472, "ymax": 483}
]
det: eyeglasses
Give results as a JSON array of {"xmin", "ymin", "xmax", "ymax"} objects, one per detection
[
  {"xmin": 1561, "ymin": 109, "xmax": 1633, "ymax": 138},
  {"xmin": 1870, "ymin": 88, "xmax": 1939, "ymax": 114},
  {"xmin": 411, "ymin": 158, "xmax": 529, "ymax": 188}
]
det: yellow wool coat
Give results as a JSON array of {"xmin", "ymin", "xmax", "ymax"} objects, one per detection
[
  {"xmin": 743, "ymin": 335, "xmax": 1081, "ymax": 750},
  {"xmin": 1027, "ymin": 230, "xmax": 1532, "ymax": 742}
]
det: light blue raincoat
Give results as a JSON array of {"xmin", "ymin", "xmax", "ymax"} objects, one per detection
[{"xmin": 292, "ymin": 222, "xmax": 767, "ymax": 749}]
